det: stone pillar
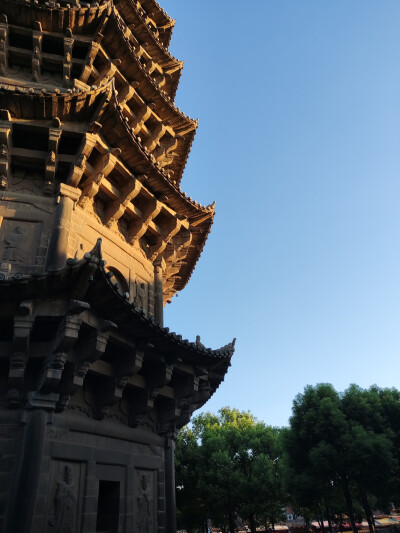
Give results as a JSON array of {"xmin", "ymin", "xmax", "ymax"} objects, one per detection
[
  {"xmin": 45, "ymin": 184, "xmax": 80, "ymax": 271},
  {"xmin": 81, "ymin": 459, "xmax": 98, "ymax": 532},
  {"xmin": 153, "ymin": 258, "xmax": 165, "ymax": 326},
  {"xmin": 165, "ymin": 434, "xmax": 177, "ymax": 533},
  {"xmin": 4, "ymin": 409, "xmax": 47, "ymax": 533},
  {"xmin": 125, "ymin": 464, "xmax": 135, "ymax": 533}
]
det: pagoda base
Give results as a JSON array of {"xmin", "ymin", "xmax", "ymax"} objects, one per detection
[{"xmin": 1, "ymin": 406, "xmax": 174, "ymax": 533}]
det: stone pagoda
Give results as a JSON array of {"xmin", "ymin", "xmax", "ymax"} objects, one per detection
[{"xmin": 0, "ymin": 0, "xmax": 234, "ymax": 531}]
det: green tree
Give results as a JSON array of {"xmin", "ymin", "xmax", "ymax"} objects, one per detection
[
  {"xmin": 176, "ymin": 407, "xmax": 285, "ymax": 533},
  {"xmin": 282, "ymin": 384, "xmax": 350, "ymax": 530},
  {"xmin": 282, "ymin": 384, "xmax": 400, "ymax": 533},
  {"xmin": 340, "ymin": 385, "xmax": 399, "ymax": 529},
  {"xmin": 176, "ymin": 425, "xmax": 207, "ymax": 532}
]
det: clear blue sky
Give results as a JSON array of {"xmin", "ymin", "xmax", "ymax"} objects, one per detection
[{"xmin": 161, "ymin": 1, "xmax": 400, "ymax": 427}]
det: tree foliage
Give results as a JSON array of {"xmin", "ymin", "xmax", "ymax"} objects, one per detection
[
  {"xmin": 282, "ymin": 384, "xmax": 400, "ymax": 533},
  {"xmin": 176, "ymin": 407, "xmax": 285, "ymax": 533}
]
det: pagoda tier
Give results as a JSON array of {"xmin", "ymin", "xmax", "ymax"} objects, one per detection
[
  {"xmin": 0, "ymin": 3, "xmax": 194, "ymax": 181},
  {"xmin": 0, "ymin": 84, "xmax": 211, "ymax": 302}
]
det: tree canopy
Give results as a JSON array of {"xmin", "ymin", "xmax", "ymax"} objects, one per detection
[
  {"xmin": 176, "ymin": 407, "xmax": 285, "ymax": 533},
  {"xmin": 282, "ymin": 384, "xmax": 400, "ymax": 533}
]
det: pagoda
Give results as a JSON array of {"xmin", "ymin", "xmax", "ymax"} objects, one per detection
[{"xmin": 0, "ymin": 0, "xmax": 234, "ymax": 531}]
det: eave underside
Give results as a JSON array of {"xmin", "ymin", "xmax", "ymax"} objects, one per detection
[{"xmin": 0, "ymin": 244, "xmax": 234, "ymax": 432}]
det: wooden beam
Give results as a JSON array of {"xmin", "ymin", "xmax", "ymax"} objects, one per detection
[
  {"xmin": 0, "ymin": 16, "xmax": 8, "ymax": 78},
  {"xmin": 63, "ymin": 30, "xmax": 74, "ymax": 87},
  {"xmin": 0, "ymin": 110, "xmax": 12, "ymax": 190},
  {"xmin": 32, "ymin": 21, "xmax": 42, "ymax": 82}
]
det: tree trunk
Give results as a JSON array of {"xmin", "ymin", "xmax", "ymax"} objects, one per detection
[
  {"xmin": 249, "ymin": 512, "xmax": 257, "ymax": 533},
  {"xmin": 342, "ymin": 481, "xmax": 358, "ymax": 533},
  {"xmin": 359, "ymin": 487, "xmax": 374, "ymax": 533},
  {"xmin": 326, "ymin": 511, "xmax": 333, "ymax": 533},
  {"xmin": 326, "ymin": 509, "xmax": 334, "ymax": 533},
  {"xmin": 228, "ymin": 512, "xmax": 236, "ymax": 533}
]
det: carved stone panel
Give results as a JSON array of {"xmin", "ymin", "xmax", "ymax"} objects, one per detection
[
  {"xmin": 0, "ymin": 219, "xmax": 41, "ymax": 272},
  {"xmin": 135, "ymin": 277, "xmax": 149, "ymax": 315},
  {"xmin": 134, "ymin": 469, "xmax": 157, "ymax": 533},
  {"xmin": 46, "ymin": 460, "xmax": 85, "ymax": 533}
]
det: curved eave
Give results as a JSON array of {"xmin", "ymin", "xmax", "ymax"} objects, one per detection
[
  {"xmin": 139, "ymin": 0, "xmax": 175, "ymax": 47},
  {"xmin": 87, "ymin": 265, "xmax": 234, "ymax": 368},
  {"xmin": 100, "ymin": 95, "xmax": 211, "ymax": 219},
  {"xmin": 0, "ymin": 82, "xmax": 111, "ymax": 122},
  {"xmin": 170, "ymin": 208, "xmax": 215, "ymax": 295},
  {"xmin": 115, "ymin": 1, "xmax": 182, "ymax": 99},
  {"xmin": 104, "ymin": 12, "xmax": 196, "ymax": 155},
  {"xmin": 0, "ymin": 241, "xmax": 235, "ymax": 368},
  {"xmin": 172, "ymin": 125, "xmax": 196, "ymax": 185},
  {"xmin": 0, "ymin": 0, "xmax": 110, "ymax": 33}
]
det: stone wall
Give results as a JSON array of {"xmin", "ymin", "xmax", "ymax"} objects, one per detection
[{"xmin": 2, "ymin": 406, "xmax": 168, "ymax": 533}]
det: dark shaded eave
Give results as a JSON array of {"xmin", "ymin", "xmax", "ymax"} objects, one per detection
[{"xmin": 0, "ymin": 241, "xmax": 235, "ymax": 377}]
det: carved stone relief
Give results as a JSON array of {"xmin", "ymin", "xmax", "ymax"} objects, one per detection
[
  {"xmin": 135, "ymin": 469, "xmax": 157, "ymax": 533},
  {"xmin": 0, "ymin": 219, "xmax": 41, "ymax": 270},
  {"xmin": 47, "ymin": 461, "xmax": 85, "ymax": 533},
  {"xmin": 135, "ymin": 277, "xmax": 149, "ymax": 315},
  {"xmin": 2, "ymin": 224, "xmax": 27, "ymax": 262}
]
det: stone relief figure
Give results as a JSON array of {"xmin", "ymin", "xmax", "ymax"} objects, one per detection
[
  {"xmin": 49, "ymin": 465, "xmax": 77, "ymax": 533},
  {"xmin": 136, "ymin": 474, "xmax": 152, "ymax": 533},
  {"xmin": 2, "ymin": 226, "xmax": 27, "ymax": 262},
  {"xmin": 135, "ymin": 279, "xmax": 148, "ymax": 313}
]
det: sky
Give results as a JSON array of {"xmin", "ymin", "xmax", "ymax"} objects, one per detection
[{"xmin": 161, "ymin": 1, "xmax": 400, "ymax": 428}]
